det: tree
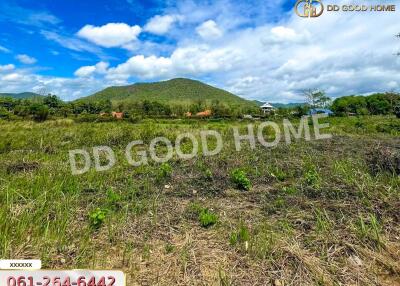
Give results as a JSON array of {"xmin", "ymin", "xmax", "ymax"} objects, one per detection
[
  {"xmin": 30, "ymin": 104, "xmax": 49, "ymax": 121},
  {"xmin": 43, "ymin": 95, "xmax": 61, "ymax": 108},
  {"xmin": 303, "ymin": 89, "xmax": 331, "ymax": 108}
]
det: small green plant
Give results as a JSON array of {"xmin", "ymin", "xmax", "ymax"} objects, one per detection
[
  {"xmin": 303, "ymin": 165, "xmax": 321, "ymax": 187},
  {"xmin": 185, "ymin": 202, "xmax": 203, "ymax": 220},
  {"xmin": 230, "ymin": 223, "xmax": 250, "ymax": 245},
  {"xmin": 106, "ymin": 189, "xmax": 122, "ymax": 209},
  {"xmin": 281, "ymin": 186, "xmax": 298, "ymax": 195},
  {"xmin": 159, "ymin": 162, "xmax": 173, "ymax": 178},
  {"xmin": 204, "ymin": 168, "xmax": 213, "ymax": 180},
  {"xmin": 269, "ymin": 167, "xmax": 287, "ymax": 181},
  {"xmin": 230, "ymin": 169, "xmax": 251, "ymax": 191},
  {"xmin": 218, "ymin": 268, "xmax": 232, "ymax": 286},
  {"xmin": 314, "ymin": 208, "xmax": 332, "ymax": 233},
  {"xmin": 355, "ymin": 213, "xmax": 383, "ymax": 249},
  {"xmin": 89, "ymin": 208, "xmax": 107, "ymax": 229},
  {"xmin": 165, "ymin": 243, "xmax": 175, "ymax": 254},
  {"xmin": 199, "ymin": 208, "xmax": 218, "ymax": 228}
]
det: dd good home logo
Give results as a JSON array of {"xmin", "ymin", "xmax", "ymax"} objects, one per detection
[{"xmin": 295, "ymin": 0, "xmax": 324, "ymax": 17}]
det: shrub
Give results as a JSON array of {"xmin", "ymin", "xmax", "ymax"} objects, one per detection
[
  {"xmin": 199, "ymin": 208, "xmax": 218, "ymax": 228},
  {"xmin": 30, "ymin": 104, "xmax": 49, "ymax": 122},
  {"xmin": 230, "ymin": 169, "xmax": 251, "ymax": 191},
  {"xmin": 395, "ymin": 105, "xmax": 400, "ymax": 118},
  {"xmin": 376, "ymin": 121, "xmax": 400, "ymax": 133},
  {"xmin": 89, "ymin": 208, "xmax": 107, "ymax": 229}
]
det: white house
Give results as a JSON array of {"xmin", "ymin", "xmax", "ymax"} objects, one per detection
[{"xmin": 260, "ymin": 102, "xmax": 276, "ymax": 114}]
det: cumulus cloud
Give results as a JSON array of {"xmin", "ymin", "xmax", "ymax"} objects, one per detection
[
  {"xmin": 16, "ymin": 54, "xmax": 37, "ymax": 64},
  {"xmin": 0, "ymin": 64, "xmax": 15, "ymax": 72},
  {"xmin": 196, "ymin": 20, "xmax": 223, "ymax": 40},
  {"xmin": 106, "ymin": 45, "xmax": 242, "ymax": 80},
  {"xmin": 77, "ymin": 23, "xmax": 141, "ymax": 48},
  {"xmin": 74, "ymin": 61, "xmax": 109, "ymax": 77},
  {"xmin": 144, "ymin": 15, "xmax": 180, "ymax": 35}
]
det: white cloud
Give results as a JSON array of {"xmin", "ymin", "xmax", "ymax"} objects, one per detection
[
  {"xmin": 107, "ymin": 45, "xmax": 242, "ymax": 80},
  {"xmin": 0, "ymin": 64, "xmax": 15, "ymax": 72},
  {"xmin": 77, "ymin": 23, "xmax": 141, "ymax": 48},
  {"xmin": 0, "ymin": 45, "xmax": 10, "ymax": 53},
  {"xmin": 16, "ymin": 54, "xmax": 37, "ymax": 64},
  {"xmin": 74, "ymin": 61, "xmax": 109, "ymax": 77},
  {"xmin": 196, "ymin": 20, "xmax": 223, "ymax": 40},
  {"xmin": 2, "ymin": 73, "xmax": 23, "ymax": 81},
  {"xmin": 144, "ymin": 15, "xmax": 180, "ymax": 35},
  {"xmin": 41, "ymin": 30, "xmax": 103, "ymax": 55}
]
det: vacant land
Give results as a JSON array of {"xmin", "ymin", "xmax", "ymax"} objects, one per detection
[{"xmin": 0, "ymin": 116, "xmax": 399, "ymax": 285}]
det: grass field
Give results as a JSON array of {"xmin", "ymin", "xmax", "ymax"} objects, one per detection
[{"xmin": 0, "ymin": 115, "xmax": 399, "ymax": 285}]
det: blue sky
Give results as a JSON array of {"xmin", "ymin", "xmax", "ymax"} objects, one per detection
[{"xmin": 0, "ymin": 0, "xmax": 399, "ymax": 102}]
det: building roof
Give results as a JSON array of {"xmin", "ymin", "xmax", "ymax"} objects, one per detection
[
  {"xmin": 260, "ymin": 102, "xmax": 274, "ymax": 109},
  {"xmin": 308, "ymin": 108, "xmax": 334, "ymax": 115}
]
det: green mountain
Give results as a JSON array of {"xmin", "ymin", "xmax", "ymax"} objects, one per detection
[
  {"xmin": 81, "ymin": 78, "xmax": 257, "ymax": 108},
  {"xmin": 0, "ymin": 92, "xmax": 42, "ymax": 99}
]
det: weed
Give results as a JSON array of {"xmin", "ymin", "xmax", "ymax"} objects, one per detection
[
  {"xmin": 355, "ymin": 213, "xmax": 383, "ymax": 249},
  {"xmin": 314, "ymin": 208, "xmax": 332, "ymax": 233},
  {"xmin": 88, "ymin": 208, "xmax": 107, "ymax": 229},
  {"xmin": 106, "ymin": 189, "xmax": 122, "ymax": 209},
  {"xmin": 199, "ymin": 208, "xmax": 218, "ymax": 228},
  {"xmin": 230, "ymin": 168, "xmax": 251, "ymax": 191},
  {"xmin": 230, "ymin": 223, "xmax": 250, "ymax": 246},
  {"xmin": 185, "ymin": 202, "xmax": 203, "ymax": 220},
  {"xmin": 303, "ymin": 164, "xmax": 321, "ymax": 188},
  {"xmin": 218, "ymin": 268, "xmax": 232, "ymax": 286},
  {"xmin": 281, "ymin": 186, "xmax": 298, "ymax": 195},
  {"xmin": 165, "ymin": 243, "xmax": 175, "ymax": 254},
  {"xmin": 159, "ymin": 162, "xmax": 173, "ymax": 178},
  {"xmin": 204, "ymin": 168, "xmax": 213, "ymax": 180},
  {"xmin": 269, "ymin": 167, "xmax": 287, "ymax": 182}
]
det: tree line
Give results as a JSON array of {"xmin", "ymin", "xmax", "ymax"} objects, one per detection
[
  {"xmin": 0, "ymin": 95, "xmax": 261, "ymax": 121},
  {"xmin": 331, "ymin": 92, "xmax": 400, "ymax": 117}
]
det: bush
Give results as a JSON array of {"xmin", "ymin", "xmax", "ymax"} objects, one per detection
[
  {"xmin": 30, "ymin": 104, "xmax": 49, "ymax": 122},
  {"xmin": 395, "ymin": 105, "xmax": 400, "ymax": 118},
  {"xmin": 230, "ymin": 169, "xmax": 251, "ymax": 191}
]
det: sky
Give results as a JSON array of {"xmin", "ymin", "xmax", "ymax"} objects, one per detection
[{"xmin": 0, "ymin": 0, "xmax": 399, "ymax": 102}]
